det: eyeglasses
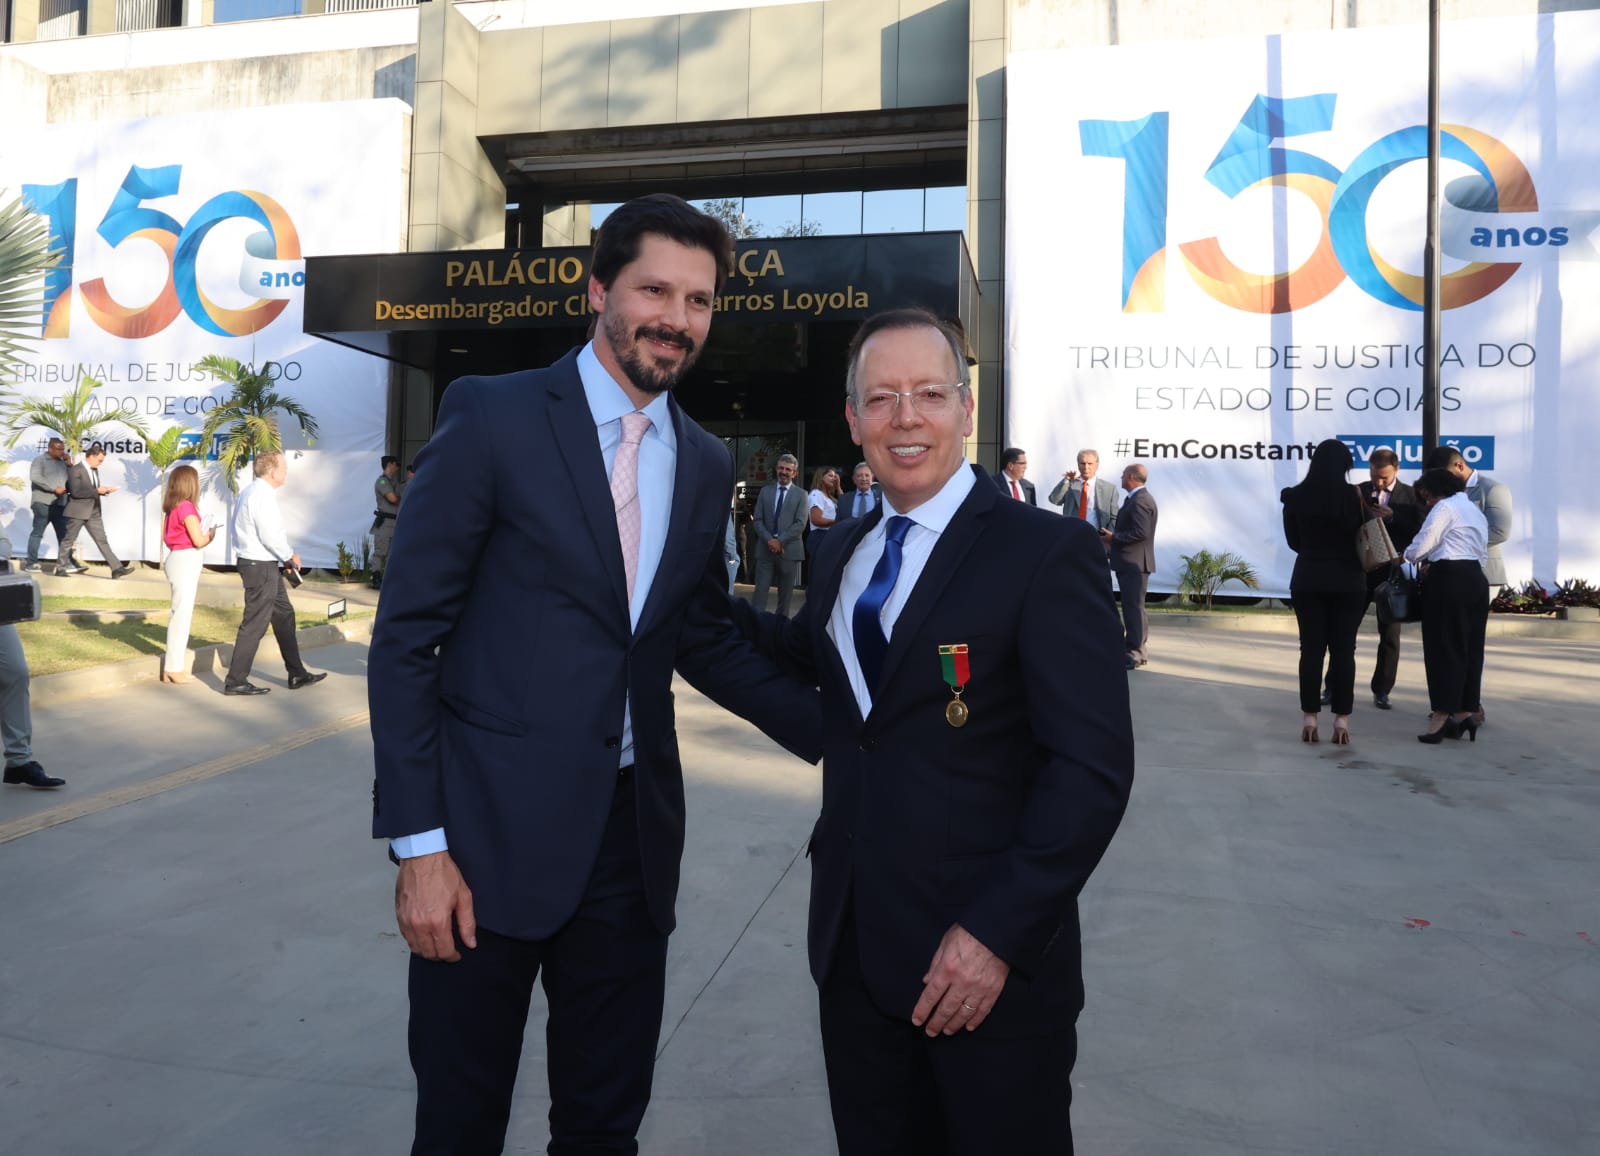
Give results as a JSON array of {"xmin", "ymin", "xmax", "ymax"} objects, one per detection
[{"xmin": 853, "ymin": 384, "xmax": 965, "ymax": 422}]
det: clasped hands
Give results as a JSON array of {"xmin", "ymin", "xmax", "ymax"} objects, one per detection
[{"xmin": 911, "ymin": 922, "xmax": 1010, "ymax": 1037}]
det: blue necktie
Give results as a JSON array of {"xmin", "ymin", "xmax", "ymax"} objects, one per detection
[{"xmin": 853, "ymin": 516, "xmax": 912, "ymax": 692}]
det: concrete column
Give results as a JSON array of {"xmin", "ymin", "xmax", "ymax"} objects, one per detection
[
  {"xmin": 86, "ymin": 0, "xmax": 115, "ymax": 35},
  {"xmin": 7, "ymin": 0, "xmax": 40, "ymax": 42},
  {"xmin": 411, "ymin": 0, "xmax": 507, "ymax": 252},
  {"xmin": 966, "ymin": 0, "xmax": 1006, "ymax": 468}
]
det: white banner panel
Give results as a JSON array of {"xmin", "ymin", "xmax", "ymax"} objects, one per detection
[
  {"xmin": 0, "ymin": 99, "xmax": 407, "ymax": 568},
  {"xmin": 1006, "ymin": 13, "xmax": 1600, "ymax": 596}
]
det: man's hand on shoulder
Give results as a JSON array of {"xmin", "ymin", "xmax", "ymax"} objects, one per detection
[
  {"xmin": 395, "ymin": 850, "xmax": 477, "ymax": 962},
  {"xmin": 912, "ymin": 923, "xmax": 1010, "ymax": 1037}
]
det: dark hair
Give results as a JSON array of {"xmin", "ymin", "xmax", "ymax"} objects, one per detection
[
  {"xmin": 162, "ymin": 463, "xmax": 200, "ymax": 515},
  {"xmin": 405, "ymin": 462, "xmax": 416, "ymax": 473},
  {"xmin": 381, "ymin": 455, "xmax": 398, "ymax": 469},
  {"xmin": 1368, "ymin": 447, "xmax": 1399, "ymax": 469},
  {"xmin": 1000, "ymin": 447, "xmax": 1026, "ymax": 468},
  {"xmin": 590, "ymin": 194, "xmax": 732, "ymax": 293},
  {"xmin": 1425, "ymin": 445, "xmax": 1465, "ymax": 470},
  {"xmin": 86, "ymin": 442, "xmax": 105, "ymax": 458},
  {"xmin": 1414, "ymin": 467, "xmax": 1465, "ymax": 501},
  {"xmin": 844, "ymin": 307, "xmax": 970, "ymax": 402},
  {"xmin": 1286, "ymin": 438, "xmax": 1356, "ymax": 522}
]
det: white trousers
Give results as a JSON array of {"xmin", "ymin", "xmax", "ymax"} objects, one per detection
[{"xmin": 163, "ymin": 547, "xmax": 205, "ymax": 673}]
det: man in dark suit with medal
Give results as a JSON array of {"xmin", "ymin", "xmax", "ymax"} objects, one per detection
[
  {"xmin": 368, "ymin": 194, "xmax": 822, "ymax": 1155},
  {"xmin": 745, "ymin": 308, "xmax": 1135, "ymax": 1155}
]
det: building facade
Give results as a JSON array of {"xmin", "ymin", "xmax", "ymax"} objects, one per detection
[{"xmin": 4, "ymin": 0, "xmax": 1592, "ymax": 547}]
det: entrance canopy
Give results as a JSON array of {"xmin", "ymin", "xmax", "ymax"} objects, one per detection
[{"xmin": 304, "ymin": 232, "xmax": 979, "ymax": 369}]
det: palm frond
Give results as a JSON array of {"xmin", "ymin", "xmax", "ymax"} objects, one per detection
[
  {"xmin": 197, "ymin": 355, "xmax": 322, "ymax": 489},
  {"xmin": 0, "ymin": 191, "xmax": 58, "ymax": 369}
]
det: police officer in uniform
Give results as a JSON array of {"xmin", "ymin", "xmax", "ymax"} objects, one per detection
[{"xmin": 371, "ymin": 455, "xmax": 401, "ymax": 589}]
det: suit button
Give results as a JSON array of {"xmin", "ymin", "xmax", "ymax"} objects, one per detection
[
  {"xmin": 605, "ymin": 737, "xmax": 620, "ymax": 749},
  {"xmin": 859, "ymin": 738, "xmax": 875, "ymax": 752}
]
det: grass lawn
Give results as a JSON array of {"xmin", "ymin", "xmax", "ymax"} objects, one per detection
[{"xmin": 19, "ymin": 598, "xmax": 371, "ymax": 677}]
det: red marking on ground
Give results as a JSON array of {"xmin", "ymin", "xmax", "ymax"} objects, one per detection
[
  {"xmin": 1510, "ymin": 930, "xmax": 1526, "ymax": 937},
  {"xmin": 1404, "ymin": 917, "xmax": 1431, "ymax": 930},
  {"xmin": 1579, "ymin": 932, "xmax": 1594, "ymax": 944}
]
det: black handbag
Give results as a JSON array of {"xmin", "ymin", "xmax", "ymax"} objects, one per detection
[{"xmin": 1375, "ymin": 563, "xmax": 1423, "ymax": 623}]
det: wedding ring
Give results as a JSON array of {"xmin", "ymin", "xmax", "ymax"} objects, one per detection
[{"xmin": 961, "ymin": 1002, "xmax": 977, "ymax": 1011}]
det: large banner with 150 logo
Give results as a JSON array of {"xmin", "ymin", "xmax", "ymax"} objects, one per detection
[
  {"xmin": 1006, "ymin": 12, "xmax": 1600, "ymax": 596},
  {"xmin": 0, "ymin": 100, "xmax": 406, "ymax": 567}
]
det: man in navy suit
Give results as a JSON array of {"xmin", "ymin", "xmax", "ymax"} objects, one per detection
[
  {"xmin": 991, "ymin": 446, "xmax": 1036, "ymax": 504},
  {"xmin": 748, "ymin": 309, "xmax": 1134, "ymax": 1154},
  {"xmin": 368, "ymin": 194, "xmax": 822, "ymax": 1155},
  {"xmin": 1101, "ymin": 463, "xmax": 1158, "ymax": 669}
]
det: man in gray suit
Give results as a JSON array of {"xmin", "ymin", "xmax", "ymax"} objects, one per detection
[
  {"xmin": 750, "ymin": 452, "xmax": 808, "ymax": 616},
  {"xmin": 1101, "ymin": 463, "xmax": 1158, "ymax": 670},
  {"xmin": 1048, "ymin": 448, "xmax": 1120, "ymax": 531},
  {"xmin": 58, "ymin": 443, "xmax": 132, "ymax": 580},
  {"xmin": 1426, "ymin": 446, "xmax": 1512, "ymax": 594}
]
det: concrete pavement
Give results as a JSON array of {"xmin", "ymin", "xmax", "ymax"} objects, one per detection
[{"xmin": 1, "ymin": 617, "xmax": 1596, "ymax": 1154}]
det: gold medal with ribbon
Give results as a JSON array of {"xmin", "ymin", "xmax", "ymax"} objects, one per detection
[{"xmin": 938, "ymin": 644, "xmax": 970, "ymax": 727}]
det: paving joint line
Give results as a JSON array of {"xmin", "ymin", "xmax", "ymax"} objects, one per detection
[
  {"xmin": 0, "ymin": 711, "xmax": 370, "ymax": 845},
  {"xmin": 655, "ymin": 840, "xmax": 807, "ymax": 1062}
]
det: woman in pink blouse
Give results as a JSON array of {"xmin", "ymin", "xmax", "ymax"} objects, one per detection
[{"xmin": 160, "ymin": 465, "xmax": 215, "ymax": 684}]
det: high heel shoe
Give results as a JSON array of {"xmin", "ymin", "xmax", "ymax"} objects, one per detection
[
  {"xmin": 1453, "ymin": 716, "xmax": 1479, "ymax": 742},
  {"xmin": 161, "ymin": 671, "xmax": 196, "ymax": 685},
  {"xmin": 1332, "ymin": 721, "xmax": 1351, "ymax": 745},
  {"xmin": 1418, "ymin": 717, "xmax": 1462, "ymax": 744},
  {"xmin": 1301, "ymin": 724, "xmax": 1320, "ymax": 743}
]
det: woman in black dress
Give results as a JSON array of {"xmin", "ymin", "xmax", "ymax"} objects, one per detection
[{"xmin": 1281, "ymin": 439, "xmax": 1367, "ymax": 744}]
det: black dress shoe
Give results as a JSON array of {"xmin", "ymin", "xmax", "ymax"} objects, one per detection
[
  {"xmin": 4, "ymin": 761, "xmax": 65, "ymax": 789},
  {"xmin": 110, "ymin": 565, "xmax": 134, "ymax": 579},
  {"xmin": 223, "ymin": 682, "xmax": 271, "ymax": 696},
  {"xmin": 287, "ymin": 672, "xmax": 327, "ymax": 690},
  {"xmin": 1124, "ymin": 657, "xmax": 1138, "ymax": 671},
  {"xmin": 1320, "ymin": 687, "xmax": 1332, "ymax": 706},
  {"xmin": 1373, "ymin": 693, "xmax": 1392, "ymax": 710}
]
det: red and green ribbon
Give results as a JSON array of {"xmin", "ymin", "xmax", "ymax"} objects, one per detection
[{"xmin": 938, "ymin": 644, "xmax": 970, "ymax": 691}]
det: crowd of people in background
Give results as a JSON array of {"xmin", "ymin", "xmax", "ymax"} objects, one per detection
[
  {"xmin": 1283, "ymin": 440, "xmax": 1506, "ymax": 747},
  {"xmin": 735, "ymin": 442, "xmax": 1160, "ymax": 673}
]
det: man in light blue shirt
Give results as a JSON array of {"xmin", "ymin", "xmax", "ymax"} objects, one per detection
[{"xmin": 223, "ymin": 450, "xmax": 324, "ymax": 696}]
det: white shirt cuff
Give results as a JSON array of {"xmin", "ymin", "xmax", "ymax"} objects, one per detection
[{"xmin": 391, "ymin": 828, "xmax": 448, "ymax": 858}]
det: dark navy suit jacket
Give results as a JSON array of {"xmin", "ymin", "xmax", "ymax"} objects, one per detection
[
  {"xmin": 369, "ymin": 350, "xmax": 822, "ymax": 940},
  {"xmin": 756, "ymin": 467, "xmax": 1135, "ymax": 1037}
]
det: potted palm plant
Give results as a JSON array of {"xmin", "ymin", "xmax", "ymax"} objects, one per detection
[{"xmin": 1178, "ymin": 549, "xmax": 1262, "ymax": 611}]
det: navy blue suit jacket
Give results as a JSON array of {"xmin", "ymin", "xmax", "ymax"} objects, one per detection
[
  {"xmin": 369, "ymin": 350, "xmax": 822, "ymax": 940},
  {"xmin": 756, "ymin": 467, "xmax": 1135, "ymax": 1036}
]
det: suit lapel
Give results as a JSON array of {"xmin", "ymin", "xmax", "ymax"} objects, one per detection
[
  {"xmin": 636, "ymin": 397, "xmax": 703, "ymax": 634},
  {"xmin": 868, "ymin": 470, "xmax": 994, "ymax": 719},
  {"xmin": 545, "ymin": 352, "xmax": 630, "ymax": 623}
]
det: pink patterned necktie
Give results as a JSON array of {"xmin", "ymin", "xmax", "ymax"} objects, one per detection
[{"xmin": 611, "ymin": 410, "xmax": 652, "ymax": 603}]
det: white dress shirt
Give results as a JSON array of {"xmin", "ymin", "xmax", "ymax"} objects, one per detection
[
  {"xmin": 392, "ymin": 342, "xmax": 676, "ymax": 860},
  {"xmin": 846, "ymin": 487, "xmax": 876, "ymax": 519},
  {"xmin": 232, "ymin": 477, "xmax": 293, "ymax": 562},
  {"xmin": 1404, "ymin": 492, "xmax": 1488, "ymax": 566},
  {"xmin": 826, "ymin": 464, "xmax": 976, "ymax": 718}
]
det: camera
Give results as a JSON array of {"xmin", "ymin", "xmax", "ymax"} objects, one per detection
[{"xmin": 0, "ymin": 560, "xmax": 42, "ymax": 626}]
